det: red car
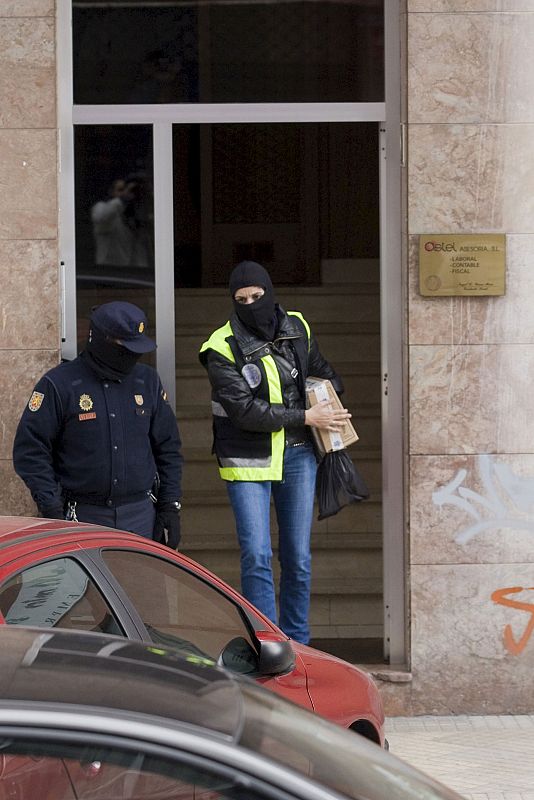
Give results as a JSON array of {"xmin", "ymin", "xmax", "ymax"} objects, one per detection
[{"xmin": 0, "ymin": 516, "xmax": 384, "ymax": 745}]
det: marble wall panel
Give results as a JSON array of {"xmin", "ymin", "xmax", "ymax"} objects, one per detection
[
  {"xmin": 410, "ymin": 454, "xmax": 534, "ymax": 565},
  {"xmin": 0, "ymin": 19, "xmax": 55, "ymax": 128},
  {"xmin": 409, "ymin": 2, "xmax": 534, "ymax": 10},
  {"xmin": 0, "ymin": 1, "xmax": 54, "ymax": 16},
  {"xmin": 409, "ymin": 124, "xmax": 534, "ymax": 234},
  {"xmin": 0, "ymin": 349, "xmax": 59, "ymax": 460},
  {"xmin": 0, "ymin": 129, "xmax": 57, "ymax": 239},
  {"xmin": 410, "ymin": 563, "xmax": 534, "ymax": 713},
  {"xmin": 408, "ymin": 234, "xmax": 534, "ymax": 345},
  {"xmin": 0, "ymin": 461, "xmax": 36, "ymax": 516},
  {"xmin": 408, "ymin": 13, "xmax": 534, "ymax": 123},
  {"xmin": 0, "ymin": 240, "xmax": 58, "ymax": 349},
  {"xmin": 409, "ymin": 344, "xmax": 534, "ymax": 454}
]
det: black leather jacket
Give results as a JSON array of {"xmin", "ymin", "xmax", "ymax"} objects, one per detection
[{"xmin": 201, "ymin": 306, "xmax": 343, "ymax": 445}]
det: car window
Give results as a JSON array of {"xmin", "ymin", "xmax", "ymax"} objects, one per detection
[
  {"xmin": 0, "ymin": 558, "xmax": 123, "ymax": 636},
  {"xmin": 0, "ymin": 738, "xmax": 277, "ymax": 800},
  {"xmin": 102, "ymin": 551, "xmax": 257, "ymax": 667}
]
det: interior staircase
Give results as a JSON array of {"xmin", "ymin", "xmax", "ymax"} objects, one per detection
[{"xmin": 175, "ymin": 278, "xmax": 383, "ymax": 658}]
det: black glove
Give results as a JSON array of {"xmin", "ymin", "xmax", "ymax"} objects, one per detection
[
  {"xmin": 153, "ymin": 501, "xmax": 181, "ymax": 549},
  {"xmin": 39, "ymin": 504, "xmax": 65, "ymax": 520}
]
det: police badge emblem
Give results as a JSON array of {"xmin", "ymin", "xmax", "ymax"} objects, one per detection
[
  {"xmin": 28, "ymin": 391, "xmax": 44, "ymax": 412},
  {"xmin": 241, "ymin": 363, "xmax": 262, "ymax": 389},
  {"xmin": 139, "ymin": 322, "xmax": 145, "ymax": 333},
  {"xmin": 79, "ymin": 394, "xmax": 93, "ymax": 411},
  {"xmin": 135, "ymin": 394, "xmax": 144, "ymax": 406}
]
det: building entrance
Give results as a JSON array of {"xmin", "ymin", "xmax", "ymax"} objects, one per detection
[{"xmin": 61, "ymin": 0, "xmax": 404, "ymax": 664}]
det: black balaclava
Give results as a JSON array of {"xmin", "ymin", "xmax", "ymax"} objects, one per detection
[
  {"xmin": 229, "ymin": 261, "xmax": 277, "ymax": 341},
  {"xmin": 84, "ymin": 325, "xmax": 141, "ymax": 380}
]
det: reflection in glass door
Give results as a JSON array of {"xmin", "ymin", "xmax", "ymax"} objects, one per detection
[{"xmin": 73, "ymin": 125, "xmax": 156, "ymax": 365}]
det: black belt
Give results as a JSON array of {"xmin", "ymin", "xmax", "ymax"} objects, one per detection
[{"xmin": 67, "ymin": 490, "xmax": 151, "ymax": 508}]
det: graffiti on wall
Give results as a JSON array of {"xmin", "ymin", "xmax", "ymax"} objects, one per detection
[
  {"xmin": 432, "ymin": 454, "xmax": 534, "ymax": 656},
  {"xmin": 432, "ymin": 454, "xmax": 534, "ymax": 545},
  {"xmin": 490, "ymin": 587, "xmax": 534, "ymax": 655}
]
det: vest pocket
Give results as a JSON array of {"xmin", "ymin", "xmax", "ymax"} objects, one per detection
[{"xmin": 215, "ymin": 417, "xmax": 271, "ymax": 459}]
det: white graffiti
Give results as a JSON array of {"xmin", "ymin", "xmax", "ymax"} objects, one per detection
[{"xmin": 432, "ymin": 454, "xmax": 534, "ymax": 545}]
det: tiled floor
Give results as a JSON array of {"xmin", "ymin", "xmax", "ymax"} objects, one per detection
[{"xmin": 385, "ymin": 716, "xmax": 534, "ymax": 800}]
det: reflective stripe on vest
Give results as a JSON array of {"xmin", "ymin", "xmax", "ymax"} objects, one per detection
[
  {"xmin": 218, "ymin": 352, "xmax": 285, "ymax": 481},
  {"xmin": 288, "ymin": 311, "xmax": 311, "ymax": 350}
]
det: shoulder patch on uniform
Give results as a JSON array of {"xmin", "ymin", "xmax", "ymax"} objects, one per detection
[{"xmin": 28, "ymin": 391, "xmax": 44, "ymax": 412}]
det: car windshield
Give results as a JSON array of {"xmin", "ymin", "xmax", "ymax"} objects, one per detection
[{"xmin": 238, "ymin": 683, "xmax": 458, "ymax": 800}]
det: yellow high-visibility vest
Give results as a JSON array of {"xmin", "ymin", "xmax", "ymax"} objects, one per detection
[{"xmin": 199, "ymin": 312, "xmax": 310, "ymax": 481}]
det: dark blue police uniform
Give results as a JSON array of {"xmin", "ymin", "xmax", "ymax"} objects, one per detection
[{"xmin": 13, "ymin": 302, "xmax": 183, "ymax": 540}]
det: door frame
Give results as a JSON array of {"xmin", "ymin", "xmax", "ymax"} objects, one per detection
[{"xmin": 57, "ymin": 0, "xmax": 405, "ymax": 664}]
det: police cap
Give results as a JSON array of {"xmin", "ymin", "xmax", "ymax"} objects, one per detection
[{"xmin": 90, "ymin": 301, "xmax": 156, "ymax": 353}]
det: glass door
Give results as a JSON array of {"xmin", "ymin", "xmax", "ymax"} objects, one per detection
[{"xmin": 58, "ymin": 0, "xmax": 405, "ymax": 663}]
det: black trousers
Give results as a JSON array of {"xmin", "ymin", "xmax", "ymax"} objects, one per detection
[{"xmin": 73, "ymin": 496, "xmax": 156, "ymax": 538}]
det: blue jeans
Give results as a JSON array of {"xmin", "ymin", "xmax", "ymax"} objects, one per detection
[{"xmin": 226, "ymin": 443, "xmax": 317, "ymax": 644}]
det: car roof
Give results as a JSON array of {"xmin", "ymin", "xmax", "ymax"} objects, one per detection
[
  {"xmin": 0, "ymin": 627, "xmax": 462, "ymax": 800},
  {"xmin": 0, "ymin": 625, "xmax": 242, "ymax": 738},
  {"xmin": 0, "ymin": 515, "xmax": 151, "ymax": 553},
  {"xmin": 0, "ymin": 515, "xmax": 137, "ymax": 541}
]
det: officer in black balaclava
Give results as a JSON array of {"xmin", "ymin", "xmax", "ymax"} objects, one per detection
[
  {"xmin": 200, "ymin": 261, "xmax": 350, "ymax": 644},
  {"xmin": 13, "ymin": 301, "xmax": 183, "ymax": 548},
  {"xmin": 229, "ymin": 260, "xmax": 278, "ymax": 342},
  {"xmin": 82, "ymin": 301, "xmax": 153, "ymax": 380}
]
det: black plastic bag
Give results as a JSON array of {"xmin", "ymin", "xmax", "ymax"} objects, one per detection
[{"xmin": 316, "ymin": 450, "xmax": 370, "ymax": 520}]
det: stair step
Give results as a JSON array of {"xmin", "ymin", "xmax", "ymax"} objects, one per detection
[
  {"xmin": 178, "ymin": 414, "xmax": 382, "ymax": 450},
  {"xmin": 317, "ymin": 577, "xmax": 381, "ymax": 595},
  {"xmin": 180, "ymin": 555, "xmax": 382, "ymax": 598},
  {"xmin": 181, "ymin": 531, "xmax": 382, "ymax": 552},
  {"xmin": 182, "ymin": 444, "xmax": 381, "ymax": 461},
  {"xmin": 176, "ymin": 360, "xmax": 381, "ymax": 377},
  {"xmin": 183, "ymin": 321, "xmax": 380, "ymax": 337},
  {"xmin": 178, "ymin": 401, "xmax": 380, "ymax": 420},
  {"xmin": 309, "ymin": 623, "xmax": 384, "ymax": 639},
  {"xmin": 176, "ymin": 329, "xmax": 380, "ymax": 365},
  {"xmin": 175, "ymin": 365, "xmax": 382, "ymax": 407},
  {"xmin": 176, "ymin": 374, "xmax": 382, "ymax": 404},
  {"xmin": 182, "ymin": 488, "xmax": 381, "ymax": 504},
  {"xmin": 186, "ymin": 549, "xmax": 382, "ymax": 591},
  {"xmin": 309, "ymin": 595, "xmax": 383, "ymax": 629},
  {"xmin": 175, "ymin": 294, "xmax": 380, "ymax": 330},
  {"xmin": 180, "ymin": 492, "xmax": 383, "ymax": 538},
  {"xmin": 181, "ymin": 452, "xmax": 381, "ymax": 494}
]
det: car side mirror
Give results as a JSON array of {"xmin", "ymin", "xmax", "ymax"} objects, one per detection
[
  {"xmin": 256, "ymin": 631, "xmax": 295, "ymax": 676},
  {"xmin": 218, "ymin": 636, "xmax": 260, "ymax": 675}
]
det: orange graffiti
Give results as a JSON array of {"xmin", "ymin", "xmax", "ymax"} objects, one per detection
[{"xmin": 491, "ymin": 586, "xmax": 534, "ymax": 655}]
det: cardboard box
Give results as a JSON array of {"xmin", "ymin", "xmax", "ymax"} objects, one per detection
[{"xmin": 305, "ymin": 377, "xmax": 359, "ymax": 455}]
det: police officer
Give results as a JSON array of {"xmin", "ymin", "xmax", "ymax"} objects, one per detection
[{"xmin": 13, "ymin": 301, "xmax": 183, "ymax": 548}]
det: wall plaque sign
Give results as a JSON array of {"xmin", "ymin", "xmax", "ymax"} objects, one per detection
[{"xmin": 419, "ymin": 234, "xmax": 506, "ymax": 296}]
